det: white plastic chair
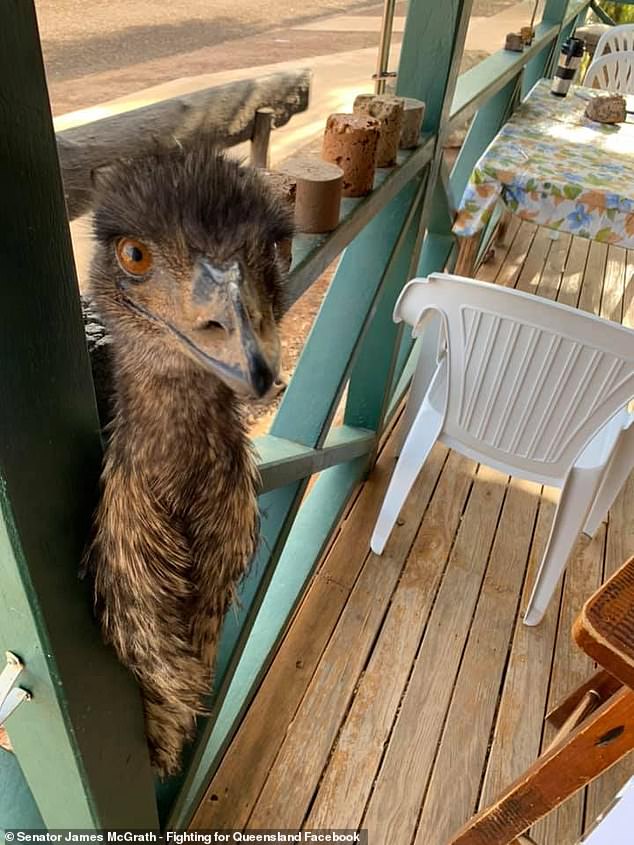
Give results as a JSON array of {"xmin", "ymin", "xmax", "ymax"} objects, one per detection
[
  {"xmin": 585, "ymin": 50, "xmax": 634, "ymax": 94},
  {"xmin": 594, "ymin": 23, "xmax": 634, "ymax": 60},
  {"xmin": 370, "ymin": 273, "xmax": 634, "ymax": 626}
]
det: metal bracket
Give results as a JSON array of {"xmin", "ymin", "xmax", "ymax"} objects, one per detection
[{"xmin": 0, "ymin": 651, "xmax": 31, "ymax": 726}]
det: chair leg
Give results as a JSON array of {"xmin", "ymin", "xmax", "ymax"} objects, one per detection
[
  {"xmin": 583, "ymin": 422, "xmax": 634, "ymax": 537},
  {"xmin": 524, "ymin": 466, "xmax": 602, "ymax": 626},
  {"xmin": 399, "ymin": 320, "xmax": 442, "ymax": 451},
  {"xmin": 449, "ymin": 688, "xmax": 634, "ymax": 845},
  {"xmin": 370, "ymin": 360, "xmax": 446, "ymax": 555}
]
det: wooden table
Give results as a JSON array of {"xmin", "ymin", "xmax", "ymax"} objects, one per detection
[{"xmin": 453, "ymin": 80, "xmax": 634, "ymax": 276}]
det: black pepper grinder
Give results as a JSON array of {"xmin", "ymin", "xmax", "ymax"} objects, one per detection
[{"xmin": 551, "ymin": 36, "xmax": 585, "ymax": 97}]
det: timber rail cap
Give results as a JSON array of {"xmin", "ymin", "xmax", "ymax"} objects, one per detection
[{"xmin": 57, "ymin": 68, "xmax": 312, "ymax": 219}]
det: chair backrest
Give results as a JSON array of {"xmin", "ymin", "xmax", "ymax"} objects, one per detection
[
  {"xmin": 395, "ymin": 274, "xmax": 634, "ymax": 484},
  {"xmin": 585, "ymin": 51, "xmax": 634, "ymax": 94},
  {"xmin": 594, "ymin": 23, "xmax": 634, "ymax": 61}
]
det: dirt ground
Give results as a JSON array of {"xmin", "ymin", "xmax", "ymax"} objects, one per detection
[{"xmin": 38, "ymin": 0, "xmax": 518, "ymax": 113}]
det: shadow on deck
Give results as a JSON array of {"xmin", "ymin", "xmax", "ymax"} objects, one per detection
[{"xmin": 192, "ymin": 220, "xmax": 634, "ymax": 844}]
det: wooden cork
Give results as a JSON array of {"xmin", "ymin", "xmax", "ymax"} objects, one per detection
[
  {"xmin": 279, "ymin": 157, "xmax": 343, "ymax": 234},
  {"xmin": 321, "ymin": 113, "xmax": 380, "ymax": 197},
  {"xmin": 505, "ymin": 32, "xmax": 524, "ymax": 52},
  {"xmin": 353, "ymin": 94, "xmax": 404, "ymax": 167},
  {"xmin": 261, "ymin": 170, "xmax": 297, "ymax": 269},
  {"xmin": 399, "ymin": 97, "xmax": 426, "ymax": 149}
]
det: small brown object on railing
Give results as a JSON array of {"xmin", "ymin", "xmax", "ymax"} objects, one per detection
[
  {"xmin": 505, "ymin": 32, "xmax": 524, "ymax": 52},
  {"xmin": 261, "ymin": 170, "xmax": 297, "ymax": 269},
  {"xmin": 321, "ymin": 113, "xmax": 380, "ymax": 197},
  {"xmin": 279, "ymin": 158, "xmax": 343, "ymax": 234},
  {"xmin": 353, "ymin": 93, "xmax": 404, "ymax": 167},
  {"xmin": 399, "ymin": 97, "xmax": 426, "ymax": 149},
  {"xmin": 449, "ymin": 554, "xmax": 634, "ymax": 845}
]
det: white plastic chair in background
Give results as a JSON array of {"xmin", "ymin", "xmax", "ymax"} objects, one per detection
[
  {"xmin": 593, "ymin": 23, "xmax": 634, "ymax": 60},
  {"xmin": 585, "ymin": 50, "xmax": 634, "ymax": 93},
  {"xmin": 370, "ymin": 274, "xmax": 634, "ymax": 626}
]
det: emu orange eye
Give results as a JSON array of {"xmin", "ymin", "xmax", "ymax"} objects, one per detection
[{"xmin": 116, "ymin": 238, "xmax": 153, "ymax": 277}]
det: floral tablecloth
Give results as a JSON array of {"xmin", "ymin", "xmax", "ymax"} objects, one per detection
[{"xmin": 453, "ymin": 80, "xmax": 634, "ymax": 247}]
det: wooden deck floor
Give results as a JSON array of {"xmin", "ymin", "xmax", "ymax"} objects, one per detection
[{"xmin": 192, "ymin": 221, "xmax": 634, "ymax": 844}]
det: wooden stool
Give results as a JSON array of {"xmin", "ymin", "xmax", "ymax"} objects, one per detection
[{"xmin": 449, "ymin": 555, "xmax": 634, "ymax": 845}]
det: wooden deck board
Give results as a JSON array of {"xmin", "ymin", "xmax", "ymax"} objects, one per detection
[{"xmin": 192, "ymin": 225, "xmax": 634, "ymax": 842}]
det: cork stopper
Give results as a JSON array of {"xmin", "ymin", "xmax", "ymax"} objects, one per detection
[
  {"xmin": 261, "ymin": 170, "xmax": 297, "ymax": 270},
  {"xmin": 353, "ymin": 94, "xmax": 404, "ymax": 167},
  {"xmin": 279, "ymin": 157, "xmax": 343, "ymax": 234},
  {"xmin": 321, "ymin": 113, "xmax": 380, "ymax": 197},
  {"xmin": 399, "ymin": 97, "xmax": 426, "ymax": 149},
  {"xmin": 261, "ymin": 170, "xmax": 297, "ymax": 207}
]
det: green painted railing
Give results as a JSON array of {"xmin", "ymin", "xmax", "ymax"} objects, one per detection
[{"xmin": 1, "ymin": 0, "xmax": 595, "ymax": 830}]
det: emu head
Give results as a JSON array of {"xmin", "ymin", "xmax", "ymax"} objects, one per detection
[{"xmin": 89, "ymin": 144, "xmax": 294, "ymax": 399}]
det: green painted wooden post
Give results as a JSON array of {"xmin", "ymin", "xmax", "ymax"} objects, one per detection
[
  {"xmin": 345, "ymin": 0, "xmax": 474, "ymax": 433},
  {"xmin": 0, "ymin": 1, "xmax": 157, "ymax": 828},
  {"xmin": 449, "ymin": 76, "xmax": 521, "ymax": 202}
]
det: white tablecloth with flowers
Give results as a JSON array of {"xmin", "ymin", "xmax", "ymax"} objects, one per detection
[{"xmin": 453, "ymin": 80, "xmax": 634, "ymax": 247}]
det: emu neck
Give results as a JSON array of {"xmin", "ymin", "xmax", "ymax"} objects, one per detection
[{"xmin": 111, "ymin": 342, "xmax": 246, "ymax": 469}]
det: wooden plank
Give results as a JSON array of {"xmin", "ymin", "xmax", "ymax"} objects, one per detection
[
  {"xmin": 0, "ymin": 0, "xmax": 157, "ymax": 828},
  {"xmin": 496, "ymin": 222, "xmax": 539, "ymax": 289},
  {"xmin": 556, "ymin": 236, "xmax": 590, "ymax": 309},
  {"xmin": 191, "ymin": 423, "xmax": 438, "ymax": 829},
  {"xmin": 536, "ymin": 233, "xmax": 572, "ymax": 301},
  {"xmin": 476, "ymin": 215, "xmax": 522, "ymax": 283},
  {"xmin": 577, "ymin": 241, "xmax": 608, "ymax": 316},
  {"xmin": 306, "ymin": 450, "xmax": 476, "ymax": 830},
  {"xmin": 532, "ymin": 524, "xmax": 606, "ymax": 845},
  {"xmin": 414, "ymin": 476, "xmax": 541, "ymax": 845},
  {"xmin": 478, "ymin": 487, "xmax": 564, "ymax": 806},
  {"xmin": 361, "ymin": 464, "xmax": 508, "ymax": 843},
  {"xmin": 450, "ymin": 688, "xmax": 634, "ymax": 845},
  {"xmin": 247, "ymin": 443, "xmax": 450, "ymax": 828},
  {"xmin": 515, "ymin": 227, "xmax": 554, "ymax": 294},
  {"xmin": 600, "ymin": 245, "xmax": 627, "ymax": 324}
]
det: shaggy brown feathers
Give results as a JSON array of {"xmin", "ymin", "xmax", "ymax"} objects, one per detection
[{"xmin": 83, "ymin": 145, "xmax": 293, "ymax": 776}]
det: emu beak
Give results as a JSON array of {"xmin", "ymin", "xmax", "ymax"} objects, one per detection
[{"xmin": 186, "ymin": 259, "xmax": 279, "ymax": 398}]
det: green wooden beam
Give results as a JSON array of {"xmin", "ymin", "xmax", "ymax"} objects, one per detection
[
  {"xmin": 0, "ymin": 0, "xmax": 157, "ymax": 828},
  {"xmin": 450, "ymin": 75, "xmax": 521, "ymax": 204},
  {"xmin": 0, "ymin": 751, "xmax": 43, "ymax": 830},
  {"xmin": 256, "ymin": 425, "xmax": 375, "ymax": 493}
]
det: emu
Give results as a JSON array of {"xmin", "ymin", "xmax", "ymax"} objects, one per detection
[{"xmin": 82, "ymin": 144, "xmax": 293, "ymax": 776}]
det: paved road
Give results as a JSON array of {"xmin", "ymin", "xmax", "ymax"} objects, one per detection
[{"xmin": 35, "ymin": 0, "xmax": 381, "ymax": 82}]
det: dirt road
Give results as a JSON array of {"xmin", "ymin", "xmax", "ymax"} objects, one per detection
[{"xmin": 35, "ymin": 0, "xmax": 518, "ymax": 113}]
